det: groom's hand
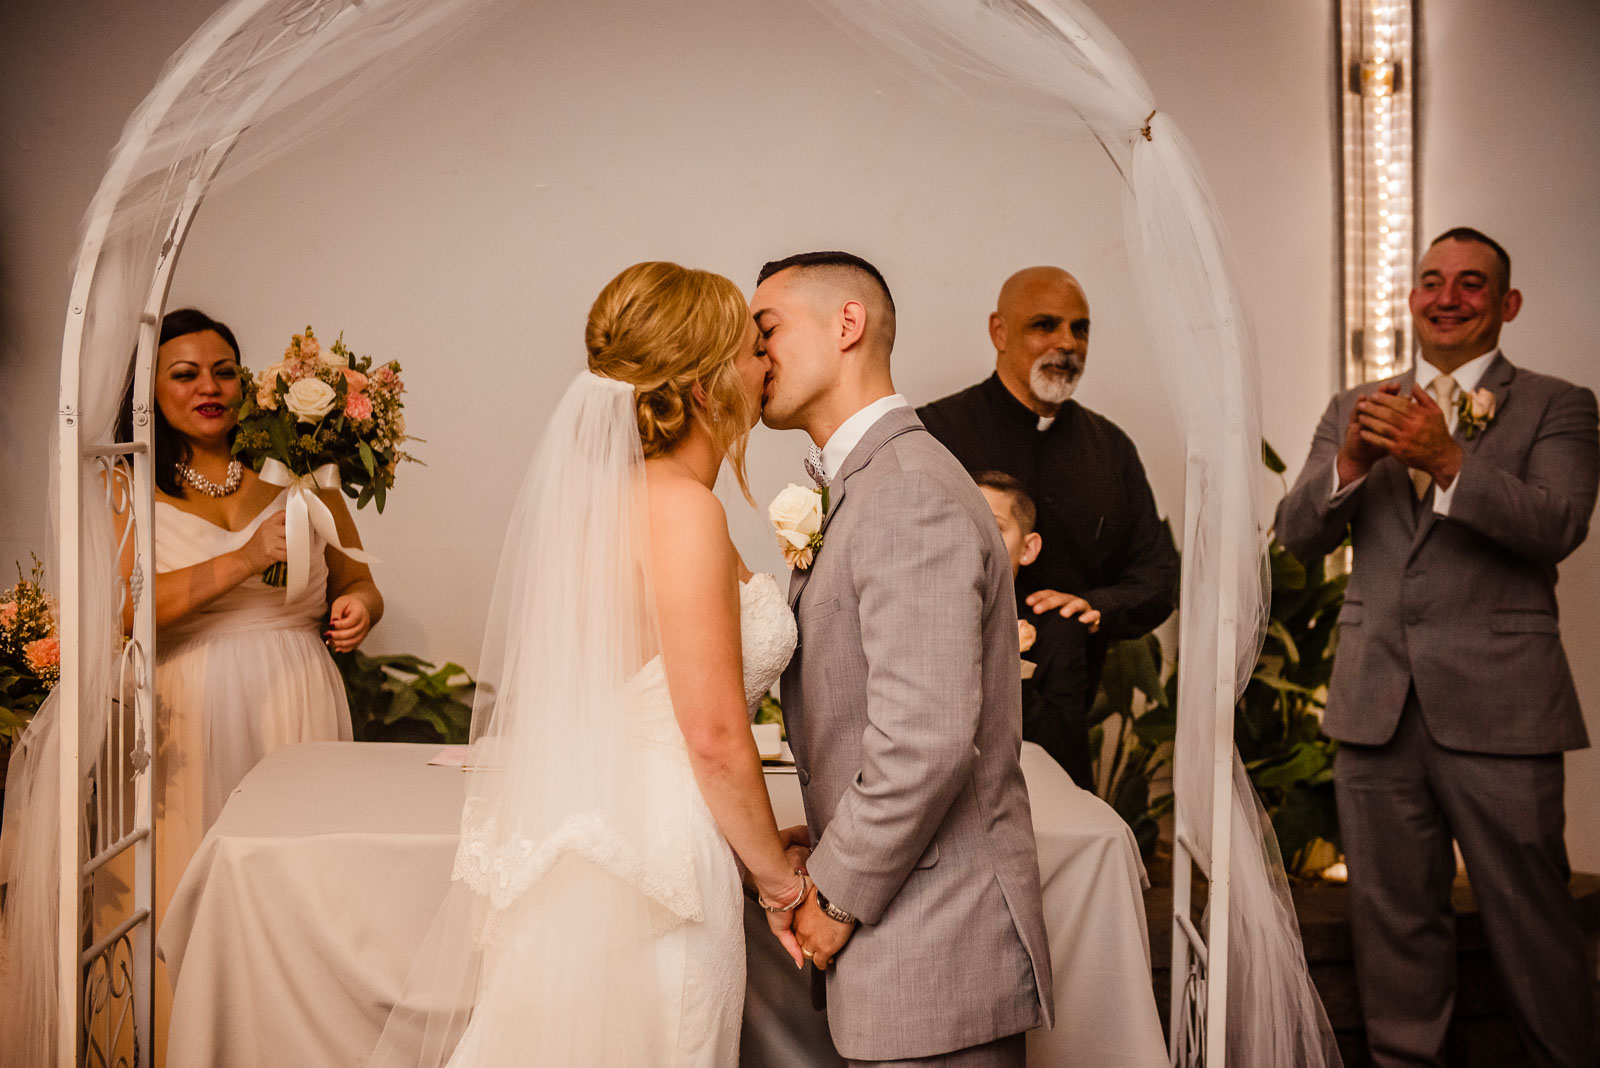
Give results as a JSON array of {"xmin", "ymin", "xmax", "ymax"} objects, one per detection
[
  {"xmin": 794, "ymin": 892, "xmax": 855, "ymax": 970},
  {"xmin": 1025, "ymin": 589, "xmax": 1102, "ymax": 632}
]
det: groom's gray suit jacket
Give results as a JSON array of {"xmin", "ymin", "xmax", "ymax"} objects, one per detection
[{"xmin": 782, "ymin": 406, "xmax": 1053, "ymax": 1062}]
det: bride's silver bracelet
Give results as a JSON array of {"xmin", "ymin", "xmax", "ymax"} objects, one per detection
[{"xmin": 759, "ymin": 871, "xmax": 810, "ymax": 913}]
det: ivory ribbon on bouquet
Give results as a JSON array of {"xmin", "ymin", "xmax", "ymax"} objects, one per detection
[{"xmin": 258, "ymin": 459, "xmax": 380, "ymax": 602}]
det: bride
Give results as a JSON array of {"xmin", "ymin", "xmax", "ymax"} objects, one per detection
[{"xmin": 373, "ymin": 261, "xmax": 806, "ymax": 1066}]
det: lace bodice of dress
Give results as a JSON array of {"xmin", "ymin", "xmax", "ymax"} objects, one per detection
[
  {"xmin": 737, "ymin": 572, "xmax": 797, "ymax": 712},
  {"xmin": 614, "ymin": 573, "xmax": 794, "ymax": 758}
]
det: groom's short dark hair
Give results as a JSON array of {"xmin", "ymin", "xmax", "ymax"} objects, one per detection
[
  {"xmin": 758, "ymin": 251, "xmax": 896, "ymax": 353},
  {"xmin": 757, "ymin": 251, "xmax": 896, "ymax": 317}
]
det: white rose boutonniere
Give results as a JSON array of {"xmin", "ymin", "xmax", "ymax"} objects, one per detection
[
  {"xmin": 284, "ymin": 378, "xmax": 339, "ymax": 423},
  {"xmin": 769, "ymin": 483, "xmax": 824, "ymax": 570},
  {"xmin": 1018, "ymin": 618, "xmax": 1037, "ymax": 679},
  {"xmin": 1456, "ymin": 387, "xmax": 1497, "ymax": 439}
]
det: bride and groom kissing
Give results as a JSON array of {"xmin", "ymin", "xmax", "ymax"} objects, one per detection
[{"xmin": 378, "ymin": 252, "xmax": 1053, "ymax": 1067}]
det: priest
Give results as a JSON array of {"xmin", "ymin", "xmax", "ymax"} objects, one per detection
[{"xmin": 918, "ymin": 266, "xmax": 1179, "ymax": 708}]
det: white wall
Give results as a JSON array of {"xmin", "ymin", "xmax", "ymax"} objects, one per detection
[{"xmin": 3, "ymin": 0, "xmax": 1591, "ymax": 865}]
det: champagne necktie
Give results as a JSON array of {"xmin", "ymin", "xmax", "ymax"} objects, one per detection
[{"xmin": 1411, "ymin": 373, "xmax": 1458, "ymax": 499}]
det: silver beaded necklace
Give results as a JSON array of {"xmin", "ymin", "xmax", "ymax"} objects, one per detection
[{"xmin": 175, "ymin": 458, "xmax": 243, "ymax": 497}]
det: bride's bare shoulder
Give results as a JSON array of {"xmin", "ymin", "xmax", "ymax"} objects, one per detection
[{"xmin": 643, "ymin": 466, "xmax": 730, "ymax": 554}]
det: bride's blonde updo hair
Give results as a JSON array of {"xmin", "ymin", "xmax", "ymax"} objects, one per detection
[{"xmin": 586, "ymin": 261, "xmax": 756, "ymax": 499}]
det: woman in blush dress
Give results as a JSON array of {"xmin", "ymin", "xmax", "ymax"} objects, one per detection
[
  {"xmin": 373, "ymin": 262, "xmax": 805, "ymax": 1068},
  {"xmin": 114, "ymin": 307, "xmax": 383, "ymax": 930}
]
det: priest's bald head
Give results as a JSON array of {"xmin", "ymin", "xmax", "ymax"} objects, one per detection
[{"xmin": 989, "ymin": 266, "xmax": 1091, "ymax": 418}]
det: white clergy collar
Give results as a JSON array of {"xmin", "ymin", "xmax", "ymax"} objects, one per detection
[
  {"xmin": 819, "ymin": 393, "xmax": 909, "ymax": 483},
  {"xmin": 1416, "ymin": 347, "xmax": 1499, "ymax": 395}
]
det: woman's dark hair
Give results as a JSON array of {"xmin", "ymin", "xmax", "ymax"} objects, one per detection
[{"xmin": 116, "ymin": 308, "xmax": 243, "ymax": 496}]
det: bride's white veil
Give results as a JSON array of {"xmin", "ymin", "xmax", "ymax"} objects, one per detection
[{"xmin": 372, "ymin": 369, "xmax": 702, "ymax": 1066}]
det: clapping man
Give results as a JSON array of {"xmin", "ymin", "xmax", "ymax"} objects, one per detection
[{"xmin": 1276, "ymin": 228, "xmax": 1599, "ymax": 1067}]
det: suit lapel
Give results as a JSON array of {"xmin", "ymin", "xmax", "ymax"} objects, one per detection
[
  {"xmin": 786, "ymin": 407, "xmax": 924, "ymax": 610},
  {"xmin": 1412, "ymin": 354, "xmax": 1516, "ymax": 549},
  {"xmin": 1464, "ymin": 353, "xmax": 1515, "ymax": 450}
]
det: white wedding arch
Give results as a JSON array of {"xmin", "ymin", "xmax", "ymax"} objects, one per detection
[{"xmin": 2, "ymin": 0, "xmax": 1335, "ymax": 1064}]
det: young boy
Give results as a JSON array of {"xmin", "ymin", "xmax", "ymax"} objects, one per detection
[{"xmin": 975, "ymin": 471, "xmax": 1095, "ymax": 790}]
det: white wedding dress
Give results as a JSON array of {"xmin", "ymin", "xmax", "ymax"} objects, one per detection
[{"xmin": 442, "ymin": 573, "xmax": 796, "ymax": 1067}]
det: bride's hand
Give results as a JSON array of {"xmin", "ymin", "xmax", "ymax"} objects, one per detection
[
  {"xmin": 767, "ymin": 907, "xmax": 806, "ymax": 969},
  {"xmin": 758, "ymin": 871, "xmax": 809, "ymax": 968}
]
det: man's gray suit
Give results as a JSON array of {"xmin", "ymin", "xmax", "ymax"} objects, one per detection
[
  {"xmin": 781, "ymin": 406, "xmax": 1054, "ymax": 1063},
  {"xmin": 1277, "ymin": 353, "xmax": 1599, "ymax": 1066}
]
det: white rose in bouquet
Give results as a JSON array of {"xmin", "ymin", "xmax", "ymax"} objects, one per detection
[{"xmin": 284, "ymin": 378, "xmax": 338, "ymax": 423}]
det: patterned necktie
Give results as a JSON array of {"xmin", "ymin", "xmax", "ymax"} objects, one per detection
[
  {"xmin": 804, "ymin": 444, "xmax": 828, "ymax": 490},
  {"xmin": 1411, "ymin": 372, "xmax": 1459, "ymax": 499}
]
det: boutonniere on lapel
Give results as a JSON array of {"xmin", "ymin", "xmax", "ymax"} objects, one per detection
[
  {"xmin": 1018, "ymin": 619, "xmax": 1037, "ymax": 680},
  {"xmin": 1456, "ymin": 387, "xmax": 1497, "ymax": 439},
  {"xmin": 769, "ymin": 484, "xmax": 825, "ymax": 571}
]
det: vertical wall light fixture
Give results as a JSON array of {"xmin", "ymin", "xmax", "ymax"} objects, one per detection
[{"xmin": 1339, "ymin": 0, "xmax": 1417, "ymax": 388}]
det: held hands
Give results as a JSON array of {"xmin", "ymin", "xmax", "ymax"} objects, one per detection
[
  {"xmin": 760, "ymin": 825, "xmax": 812, "ymax": 968},
  {"xmin": 1343, "ymin": 382, "xmax": 1462, "ymax": 488},
  {"xmin": 238, "ymin": 511, "xmax": 288, "ymax": 573},
  {"xmin": 1025, "ymin": 589, "xmax": 1101, "ymax": 632},
  {"xmin": 764, "ymin": 824, "xmax": 854, "ymax": 970},
  {"xmin": 326, "ymin": 595, "xmax": 373, "ymax": 652}
]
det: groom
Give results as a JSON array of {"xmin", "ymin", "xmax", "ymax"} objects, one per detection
[{"xmin": 755, "ymin": 251, "xmax": 1053, "ymax": 1067}]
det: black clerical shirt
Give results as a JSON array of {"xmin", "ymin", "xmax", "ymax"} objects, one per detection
[{"xmin": 918, "ymin": 373, "xmax": 1179, "ymax": 646}]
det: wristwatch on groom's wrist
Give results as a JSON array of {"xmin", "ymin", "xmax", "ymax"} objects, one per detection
[{"xmin": 814, "ymin": 887, "xmax": 857, "ymax": 926}]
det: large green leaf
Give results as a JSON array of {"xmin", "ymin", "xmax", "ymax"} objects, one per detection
[
  {"xmin": 1132, "ymin": 703, "xmax": 1177, "ymax": 745},
  {"xmin": 1249, "ymin": 741, "xmax": 1331, "ymax": 789}
]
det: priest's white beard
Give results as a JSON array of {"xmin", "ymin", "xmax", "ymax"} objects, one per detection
[{"xmin": 1029, "ymin": 352, "xmax": 1084, "ymax": 406}]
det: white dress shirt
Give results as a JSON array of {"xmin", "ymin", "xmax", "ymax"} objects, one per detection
[
  {"xmin": 818, "ymin": 393, "xmax": 910, "ymax": 483},
  {"xmin": 1331, "ymin": 348, "xmax": 1499, "ymax": 515}
]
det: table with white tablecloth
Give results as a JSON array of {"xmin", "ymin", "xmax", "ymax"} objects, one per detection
[{"xmin": 158, "ymin": 742, "xmax": 1166, "ymax": 1066}]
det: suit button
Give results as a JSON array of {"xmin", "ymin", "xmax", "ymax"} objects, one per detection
[{"xmin": 797, "ymin": 768, "xmax": 811, "ymax": 786}]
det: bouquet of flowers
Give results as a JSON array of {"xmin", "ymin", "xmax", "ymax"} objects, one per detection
[
  {"xmin": 232, "ymin": 326, "xmax": 410, "ymax": 590},
  {"xmin": 0, "ymin": 556, "xmax": 60, "ymax": 745}
]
